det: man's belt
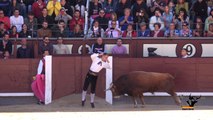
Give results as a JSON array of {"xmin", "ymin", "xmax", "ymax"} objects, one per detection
[{"xmin": 88, "ymin": 70, "xmax": 98, "ymax": 76}]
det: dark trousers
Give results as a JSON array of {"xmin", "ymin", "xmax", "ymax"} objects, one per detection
[{"xmin": 83, "ymin": 73, "xmax": 98, "ymax": 94}]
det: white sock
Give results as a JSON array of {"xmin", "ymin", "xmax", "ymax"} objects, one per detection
[
  {"xmin": 90, "ymin": 93, "xmax": 95, "ymax": 103},
  {"xmin": 82, "ymin": 91, "xmax": 87, "ymax": 101}
]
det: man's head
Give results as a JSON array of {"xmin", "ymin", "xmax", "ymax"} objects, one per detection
[
  {"xmin": 99, "ymin": 9, "xmax": 105, "ymax": 18},
  {"xmin": 124, "ymin": 8, "xmax": 131, "ymax": 17},
  {"xmin": 3, "ymin": 33, "xmax": 9, "ymax": 41},
  {"xmin": 182, "ymin": 22, "xmax": 188, "ymax": 30},
  {"xmin": 13, "ymin": 9, "xmax": 20, "ymax": 17},
  {"xmin": 127, "ymin": 24, "xmax": 133, "ymax": 31},
  {"xmin": 42, "ymin": 50, "xmax": 49, "ymax": 57},
  {"xmin": 42, "ymin": 21, "xmax": 48, "ymax": 29},
  {"xmin": 154, "ymin": 9, "xmax": 161, "ymax": 17},
  {"xmin": 57, "ymin": 37, "xmax": 63, "ymax": 44},
  {"xmin": 169, "ymin": 22, "xmax": 175, "ymax": 30},
  {"xmin": 111, "ymin": 20, "xmax": 117, "ymax": 28},
  {"xmin": 42, "ymin": 8, "xmax": 48, "ymax": 16},
  {"xmin": 116, "ymin": 38, "xmax": 123, "ymax": 46},
  {"xmin": 140, "ymin": 22, "xmax": 147, "ymax": 31},
  {"xmin": 58, "ymin": 20, "xmax": 65, "ymax": 28},
  {"xmin": 0, "ymin": 10, "xmax": 4, "ymax": 18},
  {"xmin": 93, "ymin": 20, "xmax": 99, "ymax": 27},
  {"xmin": 181, "ymin": 48, "xmax": 188, "ymax": 57},
  {"xmin": 101, "ymin": 53, "xmax": 109, "ymax": 62},
  {"xmin": 0, "ymin": 22, "xmax": 4, "ymax": 29},
  {"xmin": 43, "ymin": 36, "xmax": 49, "ymax": 44},
  {"xmin": 96, "ymin": 37, "xmax": 103, "ymax": 45},
  {"xmin": 28, "ymin": 12, "xmax": 34, "ymax": 19},
  {"xmin": 154, "ymin": 23, "xmax": 161, "ymax": 31},
  {"xmin": 74, "ymin": 10, "xmax": 80, "ymax": 18},
  {"xmin": 21, "ymin": 38, "xmax": 27, "ymax": 46}
]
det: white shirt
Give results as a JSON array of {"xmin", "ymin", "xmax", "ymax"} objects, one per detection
[
  {"xmin": 53, "ymin": 44, "xmax": 70, "ymax": 54},
  {"xmin": 37, "ymin": 58, "xmax": 45, "ymax": 74},
  {"xmin": 105, "ymin": 28, "xmax": 121, "ymax": 38},
  {"xmin": 89, "ymin": 53, "xmax": 111, "ymax": 73},
  {"xmin": 10, "ymin": 15, "xmax": 24, "ymax": 32}
]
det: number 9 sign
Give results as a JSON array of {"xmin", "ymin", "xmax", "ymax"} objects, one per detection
[{"xmin": 183, "ymin": 44, "xmax": 196, "ymax": 57}]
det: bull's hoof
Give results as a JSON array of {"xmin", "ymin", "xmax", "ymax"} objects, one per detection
[
  {"xmin": 141, "ymin": 105, "xmax": 145, "ymax": 108},
  {"xmin": 134, "ymin": 105, "xmax": 138, "ymax": 108}
]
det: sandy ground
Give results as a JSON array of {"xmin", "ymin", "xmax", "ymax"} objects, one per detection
[{"xmin": 0, "ymin": 94, "xmax": 213, "ymax": 120}]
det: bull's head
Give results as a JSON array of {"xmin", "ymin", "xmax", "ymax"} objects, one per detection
[{"xmin": 105, "ymin": 83, "xmax": 119, "ymax": 96}]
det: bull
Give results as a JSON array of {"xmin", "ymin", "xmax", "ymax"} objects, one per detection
[{"xmin": 106, "ymin": 71, "xmax": 181, "ymax": 107}]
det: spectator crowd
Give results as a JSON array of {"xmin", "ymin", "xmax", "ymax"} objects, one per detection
[{"xmin": 0, "ymin": 0, "xmax": 213, "ymax": 58}]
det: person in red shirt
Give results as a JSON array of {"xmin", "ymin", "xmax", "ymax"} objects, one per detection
[
  {"xmin": 32, "ymin": 0, "xmax": 46, "ymax": 18},
  {"xmin": 122, "ymin": 24, "xmax": 137, "ymax": 38},
  {"xmin": 0, "ymin": 10, "xmax": 10, "ymax": 31},
  {"xmin": 69, "ymin": 10, "xmax": 84, "ymax": 31}
]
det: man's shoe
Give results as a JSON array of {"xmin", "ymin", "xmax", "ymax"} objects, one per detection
[
  {"xmin": 82, "ymin": 100, "xmax": 86, "ymax": 107},
  {"xmin": 37, "ymin": 101, "xmax": 44, "ymax": 105},
  {"xmin": 91, "ymin": 103, "xmax": 95, "ymax": 108}
]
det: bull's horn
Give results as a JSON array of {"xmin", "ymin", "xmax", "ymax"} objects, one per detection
[{"xmin": 104, "ymin": 83, "xmax": 113, "ymax": 91}]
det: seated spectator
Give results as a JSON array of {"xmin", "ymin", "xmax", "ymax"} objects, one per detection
[
  {"xmin": 162, "ymin": 6, "xmax": 173, "ymax": 29},
  {"xmin": 111, "ymin": 38, "xmax": 127, "ymax": 54},
  {"xmin": 24, "ymin": 12, "xmax": 38, "ymax": 38},
  {"xmin": 37, "ymin": 21, "xmax": 52, "ymax": 38},
  {"xmin": 32, "ymin": 0, "xmax": 46, "ymax": 18},
  {"xmin": 132, "ymin": 0, "xmax": 148, "ymax": 22},
  {"xmin": 9, "ymin": 26, "xmax": 19, "ymax": 38},
  {"xmin": 60, "ymin": 0, "xmax": 73, "ymax": 17},
  {"xmin": 10, "ymin": 9, "xmax": 24, "ymax": 33},
  {"xmin": 39, "ymin": 36, "xmax": 53, "ymax": 55},
  {"xmin": 0, "ymin": 0, "xmax": 10, "ymax": 16},
  {"xmin": 204, "ymin": 23, "xmax": 213, "ymax": 37},
  {"xmin": 55, "ymin": 7, "xmax": 72, "ymax": 26},
  {"xmin": 150, "ymin": 23, "xmax": 164, "ymax": 37},
  {"xmin": 46, "ymin": 0, "xmax": 61, "ymax": 18},
  {"xmin": 108, "ymin": 12, "xmax": 119, "ymax": 29},
  {"xmin": 0, "ymin": 10, "xmax": 10, "ymax": 31},
  {"xmin": 69, "ymin": 10, "xmax": 84, "ymax": 31},
  {"xmin": 105, "ymin": 20, "xmax": 122, "ymax": 38},
  {"xmin": 89, "ymin": 0, "xmax": 102, "ymax": 19},
  {"xmin": 53, "ymin": 37, "xmax": 70, "ymax": 54},
  {"xmin": 70, "ymin": 24, "xmax": 84, "ymax": 37},
  {"xmin": 115, "ymin": 0, "xmax": 131, "ymax": 18},
  {"xmin": 122, "ymin": 24, "xmax": 137, "ymax": 38},
  {"xmin": 38, "ymin": 8, "xmax": 54, "ymax": 29},
  {"xmin": 23, "ymin": 0, "xmax": 35, "ymax": 14},
  {"xmin": 168, "ymin": 1, "xmax": 175, "ymax": 15},
  {"xmin": 193, "ymin": 22, "xmax": 204, "ymax": 37},
  {"xmin": 3, "ymin": 50, "xmax": 10, "ymax": 59},
  {"xmin": 149, "ymin": 9, "xmax": 165, "ymax": 31},
  {"xmin": 174, "ymin": 8, "xmax": 189, "ymax": 29},
  {"xmin": 118, "ymin": 8, "xmax": 133, "ymax": 31},
  {"xmin": 149, "ymin": 0, "xmax": 166, "ymax": 14},
  {"xmin": 164, "ymin": 22, "xmax": 179, "ymax": 37},
  {"xmin": 88, "ymin": 20, "xmax": 104, "ymax": 38},
  {"xmin": 91, "ymin": 37, "xmax": 105, "ymax": 54},
  {"xmin": 134, "ymin": 8, "xmax": 149, "ymax": 25},
  {"xmin": 103, "ymin": 0, "xmax": 116, "ymax": 18},
  {"xmin": 53, "ymin": 20, "xmax": 69, "ymax": 38},
  {"xmin": 175, "ymin": 0, "xmax": 188, "ymax": 15},
  {"xmin": 95, "ymin": 9, "xmax": 109, "ymax": 31},
  {"xmin": 179, "ymin": 22, "xmax": 192, "ymax": 37},
  {"xmin": 19, "ymin": 24, "xmax": 32, "ymax": 38},
  {"xmin": 181, "ymin": 48, "xmax": 188, "ymax": 58},
  {"xmin": 193, "ymin": 0, "xmax": 208, "ymax": 22},
  {"xmin": 204, "ymin": 9, "xmax": 213, "ymax": 31},
  {"xmin": 0, "ymin": 33, "xmax": 12, "ymax": 56},
  {"xmin": 17, "ymin": 38, "xmax": 33, "ymax": 58},
  {"xmin": 137, "ymin": 22, "xmax": 150, "ymax": 37},
  {"xmin": 0, "ymin": 22, "xmax": 7, "ymax": 38}
]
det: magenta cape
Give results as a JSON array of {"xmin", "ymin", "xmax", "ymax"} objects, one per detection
[{"xmin": 31, "ymin": 74, "xmax": 45, "ymax": 102}]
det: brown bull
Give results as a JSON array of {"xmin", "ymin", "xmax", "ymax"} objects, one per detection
[{"xmin": 106, "ymin": 71, "xmax": 181, "ymax": 107}]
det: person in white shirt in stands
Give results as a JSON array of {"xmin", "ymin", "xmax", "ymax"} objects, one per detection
[
  {"xmin": 105, "ymin": 20, "xmax": 122, "ymax": 38},
  {"xmin": 53, "ymin": 37, "xmax": 70, "ymax": 54},
  {"xmin": 181, "ymin": 48, "xmax": 188, "ymax": 58},
  {"xmin": 10, "ymin": 9, "xmax": 24, "ymax": 32},
  {"xmin": 81, "ymin": 53, "xmax": 111, "ymax": 108},
  {"xmin": 149, "ymin": 9, "xmax": 165, "ymax": 31}
]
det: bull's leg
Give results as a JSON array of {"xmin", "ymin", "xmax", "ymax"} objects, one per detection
[
  {"xmin": 167, "ymin": 91, "xmax": 181, "ymax": 106},
  {"xmin": 139, "ymin": 93, "xmax": 145, "ymax": 107},
  {"xmin": 132, "ymin": 96, "xmax": 138, "ymax": 108}
]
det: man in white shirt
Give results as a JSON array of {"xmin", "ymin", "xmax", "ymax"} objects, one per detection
[
  {"xmin": 53, "ymin": 37, "xmax": 70, "ymax": 54},
  {"xmin": 82, "ymin": 53, "xmax": 111, "ymax": 108},
  {"xmin": 149, "ymin": 9, "xmax": 165, "ymax": 31},
  {"xmin": 10, "ymin": 9, "xmax": 24, "ymax": 32},
  {"xmin": 105, "ymin": 21, "xmax": 122, "ymax": 38}
]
